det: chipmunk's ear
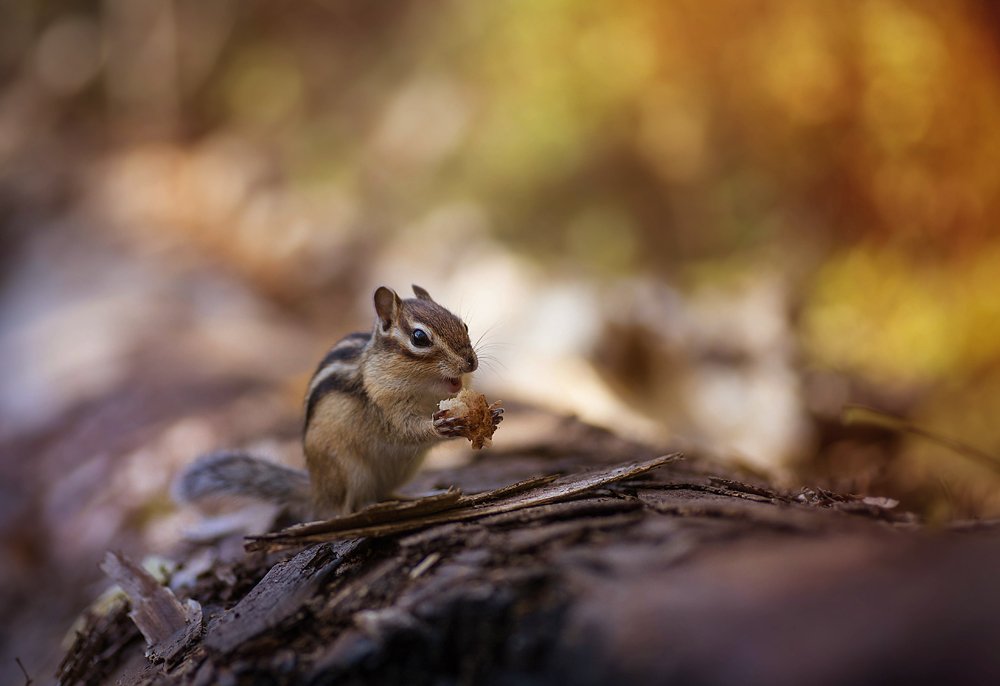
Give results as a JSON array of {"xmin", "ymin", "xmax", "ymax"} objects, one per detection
[
  {"xmin": 411, "ymin": 284, "xmax": 434, "ymax": 301},
  {"xmin": 374, "ymin": 286, "xmax": 402, "ymax": 332}
]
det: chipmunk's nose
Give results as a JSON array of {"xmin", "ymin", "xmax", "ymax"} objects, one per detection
[{"xmin": 464, "ymin": 352, "xmax": 478, "ymax": 373}]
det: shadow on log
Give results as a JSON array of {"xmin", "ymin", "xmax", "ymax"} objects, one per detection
[{"xmin": 58, "ymin": 414, "xmax": 1000, "ymax": 686}]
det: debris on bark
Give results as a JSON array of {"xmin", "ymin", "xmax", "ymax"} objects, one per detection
[
  {"xmin": 99, "ymin": 553, "xmax": 202, "ymax": 663},
  {"xmin": 248, "ymin": 454, "xmax": 681, "ymax": 552}
]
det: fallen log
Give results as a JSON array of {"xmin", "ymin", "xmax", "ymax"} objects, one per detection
[{"xmin": 57, "ymin": 424, "xmax": 1000, "ymax": 686}]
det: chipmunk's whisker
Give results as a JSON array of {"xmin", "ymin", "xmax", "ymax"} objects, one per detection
[
  {"xmin": 478, "ymin": 354, "xmax": 508, "ymax": 371},
  {"xmin": 473, "ymin": 320, "xmax": 505, "ymax": 350},
  {"xmin": 478, "ymin": 360, "xmax": 503, "ymax": 377}
]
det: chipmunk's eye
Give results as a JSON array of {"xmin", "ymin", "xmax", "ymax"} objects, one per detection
[{"xmin": 411, "ymin": 328, "xmax": 431, "ymax": 348}]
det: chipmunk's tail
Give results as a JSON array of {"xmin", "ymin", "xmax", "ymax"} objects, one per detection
[{"xmin": 173, "ymin": 451, "xmax": 310, "ymax": 506}]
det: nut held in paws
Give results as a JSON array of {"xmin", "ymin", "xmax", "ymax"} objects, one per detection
[{"xmin": 437, "ymin": 389, "xmax": 503, "ymax": 449}]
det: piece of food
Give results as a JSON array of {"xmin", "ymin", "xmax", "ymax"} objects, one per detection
[{"xmin": 438, "ymin": 388, "xmax": 502, "ymax": 449}]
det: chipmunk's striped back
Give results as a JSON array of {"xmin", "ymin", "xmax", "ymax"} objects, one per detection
[{"xmin": 304, "ymin": 331, "xmax": 370, "ymax": 430}]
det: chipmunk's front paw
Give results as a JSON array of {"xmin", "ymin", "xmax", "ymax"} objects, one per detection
[
  {"xmin": 433, "ymin": 410, "xmax": 466, "ymax": 438},
  {"xmin": 490, "ymin": 405, "xmax": 504, "ymax": 428}
]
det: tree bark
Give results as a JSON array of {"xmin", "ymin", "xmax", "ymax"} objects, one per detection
[{"xmin": 58, "ymin": 415, "xmax": 1000, "ymax": 686}]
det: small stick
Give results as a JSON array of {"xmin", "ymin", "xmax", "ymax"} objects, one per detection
[
  {"xmin": 15, "ymin": 657, "xmax": 32, "ymax": 686},
  {"xmin": 842, "ymin": 404, "xmax": 1000, "ymax": 476}
]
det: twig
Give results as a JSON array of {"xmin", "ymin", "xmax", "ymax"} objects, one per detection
[
  {"xmin": 247, "ymin": 454, "xmax": 682, "ymax": 552},
  {"xmin": 15, "ymin": 657, "xmax": 32, "ymax": 686},
  {"xmin": 842, "ymin": 404, "xmax": 1000, "ymax": 475}
]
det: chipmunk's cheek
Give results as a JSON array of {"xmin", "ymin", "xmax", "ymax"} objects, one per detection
[
  {"xmin": 432, "ymin": 376, "xmax": 462, "ymax": 395},
  {"xmin": 424, "ymin": 375, "xmax": 462, "ymax": 397}
]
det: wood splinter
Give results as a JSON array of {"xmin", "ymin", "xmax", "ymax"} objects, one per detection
[{"xmin": 99, "ymin": 552, "xmax": 203, "ymax": 662}]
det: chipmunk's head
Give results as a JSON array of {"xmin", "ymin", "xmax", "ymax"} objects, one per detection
[{"xmin": 370, "ymin": 285, "xmax": 478, "ymax": 397}]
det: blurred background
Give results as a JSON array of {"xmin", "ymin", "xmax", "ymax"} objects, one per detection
[{"xmin": 3, "ymin": 0, "xmax": 1000, "ymax": 678}]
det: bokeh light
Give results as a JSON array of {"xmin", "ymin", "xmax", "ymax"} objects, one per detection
[{"xmin": 3, "ymin": 0, "xmax": 1000, "ymax": 677}]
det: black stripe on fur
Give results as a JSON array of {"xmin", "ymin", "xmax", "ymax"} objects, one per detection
[
  {"xmin": 314, "ymin": 332, "xmax": 369, "ymax": 373},
  {"xmin": 304, "ymin": 369, "xmax": 366, "ymax": 428}
]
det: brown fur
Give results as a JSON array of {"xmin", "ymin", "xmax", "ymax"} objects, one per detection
[
  {"xmin": 177, "ymin": 285, "xmax": 478, "ymax": 519},
  {"xmin": 304, "ymin": 286, "xmax": 477, "ymax": 516}
]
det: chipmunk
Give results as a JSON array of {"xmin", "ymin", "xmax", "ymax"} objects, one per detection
[{"xmin": 175, "ymin": 285, "xmax": 502, "ymax": 518}]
